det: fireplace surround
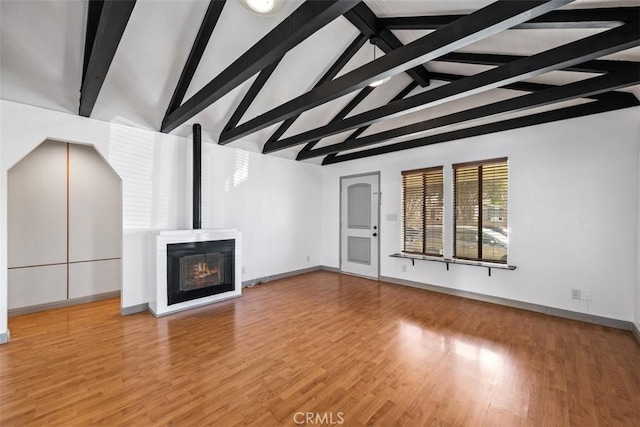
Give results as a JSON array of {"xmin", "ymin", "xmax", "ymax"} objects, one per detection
[
  {"xmin": 166, "ymin": 239, "xmax": 235, "ymax": 305},
  {"xmin": 150, "ymin": 229, "xmax": 242, "ymax": 316}
]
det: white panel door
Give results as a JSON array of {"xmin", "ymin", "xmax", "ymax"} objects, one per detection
[{"xmin": 340, "ymin": 174, "xmax": 379, "ymax": 279}]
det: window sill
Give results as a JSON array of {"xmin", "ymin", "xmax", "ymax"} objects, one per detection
[{"xmin": 390, "ymin": 253, "xmax": 516, "ymax": 276}]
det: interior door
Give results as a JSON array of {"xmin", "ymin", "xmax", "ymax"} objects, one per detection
[{"xmin": 340, "ymin": 173, "xmax": 379, "ymax": 279}]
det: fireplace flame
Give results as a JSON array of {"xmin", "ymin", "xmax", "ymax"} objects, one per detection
[{"xmin": 193, "ymin": 262, "xmax": 220, "ymax": 280}]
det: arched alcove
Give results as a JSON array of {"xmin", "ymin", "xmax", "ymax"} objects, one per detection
[{"xmin": 7, "ymin": 139, "xmax": 122, "ymax": 315}]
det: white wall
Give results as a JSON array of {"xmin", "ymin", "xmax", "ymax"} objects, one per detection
[
  {"xmin": 0, "ymin": 99, "xmax": 323, "ymax": 336},
  {"xmin": 322, "ymin": 107, "xmax": 640, "ymax": 322}
]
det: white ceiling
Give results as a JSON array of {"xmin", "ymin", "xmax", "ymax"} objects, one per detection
[{"xmin": 1, "ymin": 0, "xmax": 638, "ymax": 164}]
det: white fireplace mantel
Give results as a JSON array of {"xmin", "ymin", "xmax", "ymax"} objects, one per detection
[{"xmin": 149, "ymin": 228, "xmax": 242, "ymax": 316}]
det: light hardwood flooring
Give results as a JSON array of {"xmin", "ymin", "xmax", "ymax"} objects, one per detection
[{"xmin": 1, "ymin": 271, "xmax": 638, "ymax": 426}]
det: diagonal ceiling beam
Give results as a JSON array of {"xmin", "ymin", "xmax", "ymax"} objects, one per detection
[
  {"xmin": 82, "ymin": 0, "xmax": 104, "ymax": 82},
  {"xmin": 323, "ymin": 96, "xmax": 640, "ymax": 165},
  {"xmin": 344, "ymin": 3, "xmax": 430, "ymax": 87},
  {"xmin": 218, "ymin": 0, "xmax": 574, "ymax": 145},
  {"xmin": 298, "ymin": 71, "xmax": 634, "ymax": 160},
  {"xmin": 428, "ymin": 72, "xmax": 635, "ymax": 104},
  {"xmin": 165, "ymin": 0, "xmax": 227, "ymax": 119},
  {"xmin": 294, "ymin": 81, "xmax": 418, "ymax": 158},
  {"xmin": 380, "ymin": 7, "xmax": 638, "ymax": 30},
  {"xmin": 262, "ymin": 20, "xmax": 639, "ymax": 153},
  {"xmin": 161, "ymin": 0, "xmax": 359, "ymax": 134},
  {"xmin": 339, "ymin": 81, "xmax": 419, "ymax": 143},
  {"xmin": 255, "ymin": 33, "xmax": 368, "ymax": 148},
  {"xmin": 295, "ymin": 85, "xmax": 377, "ymax": 157},
  {"xmin": 223, "ymin": 57, "xmax": 282, "ymax": 132},
  {"xmin": 298, "ymin": 68, "xmax": 640, "ymax": 160},
  {"xmin": 437, "ymin": 52, "xmax": 638, "ymax": 74},
  {"xmin": 296, "ymin": 83, "xmax": 380, "ymax": 156},
  {"xmin": 79, "ymin": 0, "xmax": 136, "ymax": 117}
]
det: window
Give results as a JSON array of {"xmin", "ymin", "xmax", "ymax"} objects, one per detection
[
  {"xmin": 402, "ymin": 167, "xmax": 443, "ymax": 256},
  {"xmin": 453, "ymin": 158, "xmax": 508, "ymax": 263}
]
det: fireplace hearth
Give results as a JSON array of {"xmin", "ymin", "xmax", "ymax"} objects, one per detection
[{"xmin": 167, "ymin": 239, "xmax": 235, "ymax": 305}]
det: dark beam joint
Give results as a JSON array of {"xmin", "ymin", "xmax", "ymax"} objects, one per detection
[
  {"xmin": 323, "ymin": 97, "xmax": 640, "ymax": 165},
  {"xmin": 165, "ymin": 0, "xmax": 226, "ymax": 118},
  {"xmin": 79, "ymin": 0, "xmax": 136, "ymax": 117},
  {"xmin": 220, "ymin": 0, "xmax": 572, "ymax": 146},
  {"xmin": 161, "ymin": 0, "xmax": 360, "ymax": 134},
  {"xmin": 345, "ymin": 2, "xmax": 430, "ymax": 87},
  {"xmin": 264, "ymin": 19, "xmax": 640, "ymax": 153}
]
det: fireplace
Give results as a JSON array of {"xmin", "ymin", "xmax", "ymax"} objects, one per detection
[
  {"xmin": 167, "ymin": 239, "xmax": 235, "ymax": 305},
  {"xmin": 149, "ymin": 126, "xmax": 241, "ymax": 317},
  {"xmin": 150, "ymin": 229, "xmax": 241, "ymax": 317}
]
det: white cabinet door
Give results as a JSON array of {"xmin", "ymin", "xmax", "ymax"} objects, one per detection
[
  {"xmin": 8, "ymin": 141, "xmax": 67, "ymax": 268},
  {"xmin": 68, "ymin": 144, "xmax": 122, "ymax": 262}
]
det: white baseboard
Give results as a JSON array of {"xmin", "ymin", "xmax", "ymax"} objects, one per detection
[{"xmin": 632, "ymin": 323, "xmax": 640, "ymax": 344}]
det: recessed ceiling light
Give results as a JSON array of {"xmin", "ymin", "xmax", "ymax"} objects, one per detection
[
  {"xmin": 369, "ymin": 76, "xmax": 391, "ymax": 87},
  {"xmin": 241, "ymin": 0, "xmax": 285, "ymax": 15},
  {"xmin": 247, "ymin": 0, "xmax": 274, "ymax": 13}
]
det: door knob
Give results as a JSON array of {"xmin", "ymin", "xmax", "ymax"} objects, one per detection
[{"xmin": 373, "ymin": 233, "xmax": 378, "ymax": 237}]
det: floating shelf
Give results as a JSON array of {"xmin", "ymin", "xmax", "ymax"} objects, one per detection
[{"xmin": 390, "ymin": 253, "xmax": 516, "ymax": 276}]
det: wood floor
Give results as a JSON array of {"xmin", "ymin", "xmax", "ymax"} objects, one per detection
[{"xmin": 1, "ymin": 272, "xmax": 638, "ymax": 426}]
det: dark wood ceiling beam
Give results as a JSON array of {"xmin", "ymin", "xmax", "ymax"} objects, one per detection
[
  {"xmin": 82, "ymin": 0, "xmax": 104, "ymax": 82},
  {"xmin": 299, "ymin": 69, "xmax": 639, "ymax": 160},
  {"xmin": 295, "ymin": 86, "xmax": 376, "ymax": 157},
  {"xmin": 165, "ymin": 0, "xmax": 227, "ymax": 119},
  {"xmin": 255, "ymin": 33, "xmax": 368, "ymax": 148},
  {"xmin": 437, "ymin": 52, "xmax": 638, "ymax": 74},
  {"xmin": 323, "ymin": 96, "xmax": 640, "ymax": 164},
  {"xmin": 380, "ymin": 7, "xmax": 638, "ymax": 30},
  {"xmin": 294, "ymin": 81, "xmax": 417, "ymax": 158},
  {"xmin": 161, "ymin": 0, "xmax": 360, "ymax": 134},
  {"xmin": 219, "ymin": 0, "xmax": 572, "ymax": 145},
  {"xmin": 263, "ymin": 20, "xmax": 639, "ymax": 153},
  {"xmin": 344, "ymin": 3, "xmax": 430, "ymax": 87},
  {"xmin": 223, "ymin": 57, "xmax": 282, "ymax": 132},
  {"xmin": 79, "ymin": 0, "xmax": 136, "ymax": 117},
  {"xmin": 429, "ymin": 71, "xmax": 634, "ymax": 103}
]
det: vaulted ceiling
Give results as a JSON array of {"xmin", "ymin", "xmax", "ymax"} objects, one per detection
[{"xmin": 1, "ymin": 0, "xmax": 639, "ymax": 165}]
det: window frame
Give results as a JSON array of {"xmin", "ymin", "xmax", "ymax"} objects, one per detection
[
  {"xmin": 401, "ymin": 166, "xmax": 444, "ymax": 257},
  {"xmin": 453, "ymin": 157, "xmax": 508, "ymax": 264}
]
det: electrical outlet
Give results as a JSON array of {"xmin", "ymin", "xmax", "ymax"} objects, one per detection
[
  {"xmin": 582, "ymin": 290, "xmax": 591, "ymax": 301},
  {"xmin": 242, "ymin": 267, "xmax": 246, "ymax": 274},
  {"xmin": 402, "ymin": 264, "xmax": 407, "ymax": 272},
  {"xmin": 571, "ymin": 288, "xmax": 581, "ymax": 300},
  {"xmin": 306, "ymin": 255, "xmax": 310, "ymax": 262}
]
